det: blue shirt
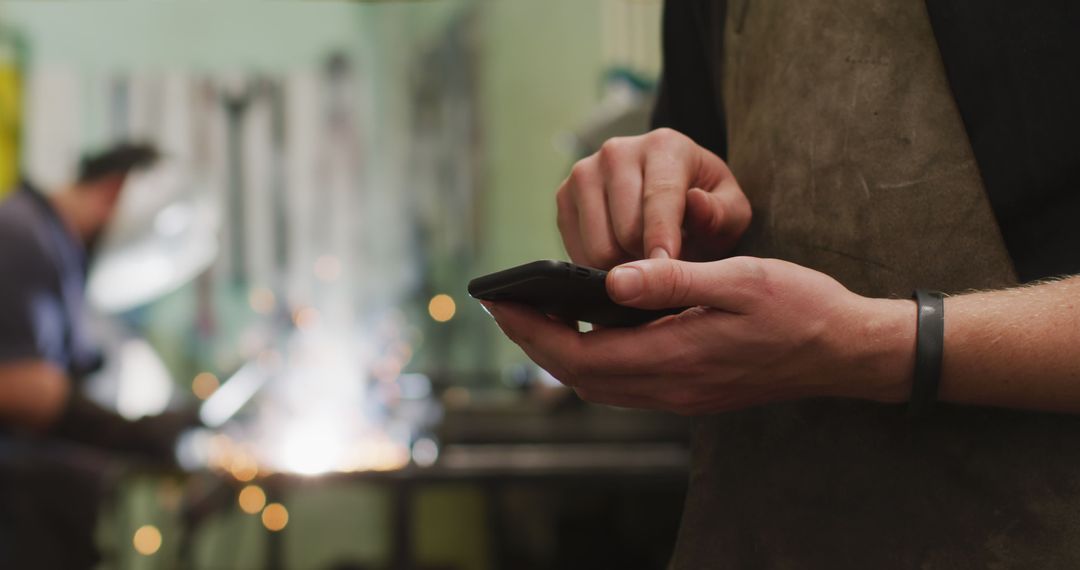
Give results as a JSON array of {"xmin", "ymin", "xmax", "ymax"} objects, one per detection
[{"xmin": 0, "ymin": 183, "xmax": 100, "ymax": 378}]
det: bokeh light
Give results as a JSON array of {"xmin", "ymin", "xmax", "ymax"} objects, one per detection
[
  {"xmin": 229, "ymin": 453, "xmax": 259, "ymax": 482},
  {"xmin": 314, "ymin": 254, "xmax": 342, "ymax": 282},
  {"xmin": 262, "ymin": 503, "xmax": 289, "ymax": 532},
  {"xmin": 191, "ymin": 372, "xmax": 220, "ymax": 400},
  {"xmin": 412, "ymin": 437, "xmax": 439, "ymax": 467},
  {"xmin": 428, "ymin": 294, "xmax": 456, "ymax": 322},
  {"xmin": 248, "ymin": 287, "xmax": 276, "ymax": 315},
  {"xmin": 133, "ymin": 525, "xmax": 162, "ymax": 556},
  {"xmin": 238, "ymin": 485, "xmax": 267, "ymax": 515},
  {"xmin": 443, "ymin": 386, "xmax": 471, "ymax": 407},
  {"xmin": 293, "ymin": 307, "xmax": 320, "ymax": 331}
]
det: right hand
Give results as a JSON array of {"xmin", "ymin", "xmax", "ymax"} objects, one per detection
[{"xmin": 556, "ymin": 128, "xmax": 751, "ymax": 269}]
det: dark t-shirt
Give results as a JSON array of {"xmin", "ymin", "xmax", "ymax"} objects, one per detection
[
  {"xmin": 0, "ymin": 184, "xmax": 99, "ymax": 377},
  {"xmin": 654, "ymin": 0, "xmax": 1080, "ymax": 282}
]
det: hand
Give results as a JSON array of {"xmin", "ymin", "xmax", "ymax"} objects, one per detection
[
  {"xmin": 51, "ymin": 393, "xmax": 203, "ymax": 466},
  {"xmin": 556, "ymin": 128, "xmax": 751, "ymax": 268},
  {"xmin": 484, "ymin": 257, "xmax": 914, "ymax": 414}
]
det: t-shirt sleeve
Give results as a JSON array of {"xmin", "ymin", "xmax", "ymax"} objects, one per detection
[
  {"xmin": 651, "ymin": 0, "xmax": 728, "ymax": 159},
  {"xmin": 0, "ymin": 232, "xmax": 62, "ymax": 364}
]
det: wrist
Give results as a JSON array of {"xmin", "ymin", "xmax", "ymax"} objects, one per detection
[{"xmin": 835, "ymin": 297, "xmax": 917, "ymax": 403}]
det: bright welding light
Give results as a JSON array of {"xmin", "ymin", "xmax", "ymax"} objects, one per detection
[{"xmin": 275, "ymin": 423, "xmax": 345, "ymax": 476}]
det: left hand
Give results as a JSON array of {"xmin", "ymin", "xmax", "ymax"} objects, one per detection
[{"xmin": 484, "ymin": 257, "xmax": 914, "ymax": 414}]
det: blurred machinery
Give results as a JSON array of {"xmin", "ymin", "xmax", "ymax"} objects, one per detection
[
  {"xmin": 88, "ymin": 162, "xmax": 221, "ymax": 314},
  {"xmin": 70, "ymin": 55, "xmax": 440, "ymax": 479}
]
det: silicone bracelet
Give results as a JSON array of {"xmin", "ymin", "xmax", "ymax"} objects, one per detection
[{"xmin": 910, "ymin": 289, "xmax": 945, "ymax": 417}]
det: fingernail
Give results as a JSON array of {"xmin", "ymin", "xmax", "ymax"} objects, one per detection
[
  {"xmin": 649, "ymin": 247, "xmax": 670, "ymax": 260},
  {"xmin": 609, "ymin": 266, "xmax": 644, "ymax": 302}
]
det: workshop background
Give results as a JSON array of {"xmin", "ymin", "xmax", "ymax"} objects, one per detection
[{"xmin": 0, "ymin": 1, "xmax": 688, "ymax": 569}]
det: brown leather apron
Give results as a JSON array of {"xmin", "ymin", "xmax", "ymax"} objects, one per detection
[{"xmin": 671, "ymin": 1, "xmax": 1080, "ymax": 568}]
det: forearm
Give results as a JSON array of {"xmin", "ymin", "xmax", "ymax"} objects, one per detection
[
  {"xmin": 862, "ymin": 277, "xmax": 1080, "ymax": 413},
  {"xmin": 939, "ymin": 276, "xmax": 1080, "ymax": 412},
  {"xmin": 0, "ymin": 360, "xmax": 71, "ymax": 430},
  {"xmin": 0, "ymin": 359, "xmax": 194, "ymax": 462}
]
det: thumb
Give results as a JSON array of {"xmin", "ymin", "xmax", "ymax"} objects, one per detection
[
  {"xmin": 684, "ymin": 188, "xmax": 727, "ymax": 237},
  {"xmin": 605, "ymin": 257, "xmax": 766, "ymax": 312},
  {"xmin": 686, "ymin": 185, "xmax": 751, "ymax": 239}
]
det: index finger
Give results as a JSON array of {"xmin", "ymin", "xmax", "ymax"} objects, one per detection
[
  {"xmin": 486, "ymin": 302, "xmax": 688, "ymax": 384},
  {"xmin": 641, "ymin": 148, "xmax": 690, "ymax": 260}
]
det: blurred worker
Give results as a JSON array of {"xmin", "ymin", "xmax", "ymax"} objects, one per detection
[
  {"xmin": 486, "ymin": 1, "xmax": 1080, "ymax": 568},
  {"xmin": 0, "ymin": 143, "xmax": 199, "ymax": 568}
]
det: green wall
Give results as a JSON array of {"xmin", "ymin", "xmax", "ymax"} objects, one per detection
[{"xmin": 477, "ymin": 0, "xmax": 605, "ymax": 371}]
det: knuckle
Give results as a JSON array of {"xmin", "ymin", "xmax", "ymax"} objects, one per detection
[
  {"xmin": 612, "ymin": 223, "xmax": 643, "ymax": 255},
  {"xmin": 666, "ymin": 264, "xmax": 697, "ymax": 305},
  {"xmin": 648, "ymin": 127, "xmax": 678, "ymax": 142},
  {"xmin": 555, "ymin": 183, "xmax": 569, "ymax": 205},
  {"xmin": 728, "ymin": 256, "xmax": 769, "ymax": 295},
  {"xmin": 598, "ymin": 137, "xmax": 629, "ymax": 165},
  {"xmin": 567, "ymin": 159, "xmax": 595, "ymax": 187},
  {"xmin": 642, "ymin": 178, "xmax": 681, "ymax": 199},
  {"xmin": 647, "ymin": 127, "xmax": 688, "ymax": 150},
  {"xmin": 584, "ymin": 240, "xmax": 623, "ymax": 267}
]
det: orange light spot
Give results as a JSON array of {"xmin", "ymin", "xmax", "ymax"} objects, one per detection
[
  {"xmin": 192, "ymin": 372, "xmax": 220, "ymax": 400},
  {"xmin": 262, "ymin": 503, "xmax": 289, "ymax": 532},
  {"xmin": 248, "ymin": 288, "xmax": 276, "ymax": 315},
  {"xmin": 230, "ymin": 454, "xmax": 259, "ymax": 482},
  {"xmin": 428, "ymin": 294, "xmax": 456, "ymax": 323},
  {"xmin": 133, "ymin": 525, "xmax": 162, "ymax": 556},
  {"xmin": 238, "ymin": 485, "xmax": 267, "ymax": 514}
]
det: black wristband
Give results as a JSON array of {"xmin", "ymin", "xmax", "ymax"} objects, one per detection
[{"xmin": 909, "ymin": 289, "xmax": 945, "ymax": 417}]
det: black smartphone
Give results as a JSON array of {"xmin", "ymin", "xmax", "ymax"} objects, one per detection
[{"xmin": 468, "ymin": 260, "xmax": 685, "ymax": 327}]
